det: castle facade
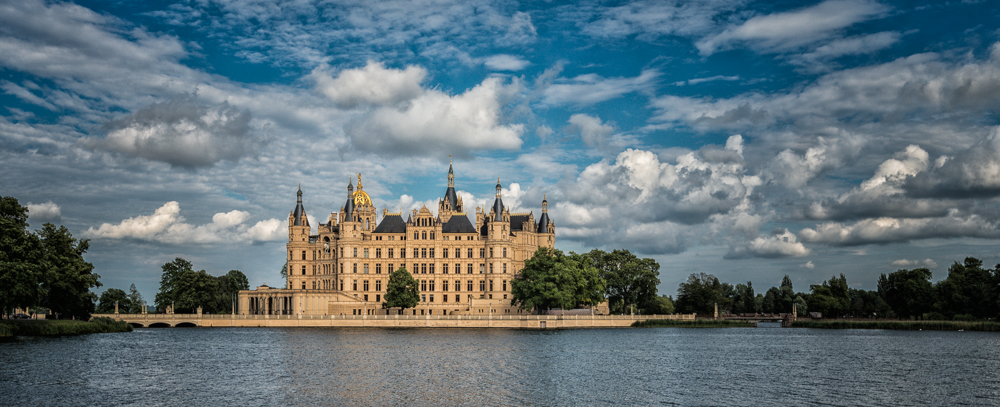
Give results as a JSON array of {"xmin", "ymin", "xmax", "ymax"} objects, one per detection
[{"xmin": 239, "ymin": 163, "xmax": 555, "ymax": 316}]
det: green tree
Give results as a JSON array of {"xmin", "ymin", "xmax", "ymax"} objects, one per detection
[
  {"xmin": 674, "ymin": 273, "xmax": 730, "ymax": 315},
  {"xmin": 511, "ymin": 248, "xmax": 604, "ymax": 313},
  {"xmin": 0, "ymin": 196, "xmax": 42, "ymax": 315},
  {"xmin": 96, "ymin": 288, "xmax": 130, "ymax": 314},
  {"xmin": 155, "ymin": 258, "xmax": 194, "ymax": 311},
  {"xmin": 731, "ymin": 282, "xmax": 755, "ymax": 314},
  {"xmin": 173, "ymin": 269, "xmax": 219, "ymax": 313},
  {"xmin": 215, "ymin": 270, "xmax": 249, "ymax": 313},
  {"xmin": 38, "ymin": 223, "xmax": 100, "ymax": 319},
  {"xmin": 808, "ymin": 274, "xmax": 850, "ymax": 318},
  {"xmin": 647, "ymin": 295, "xmax": 675, "ymax": 314},
  {"xmin": 280, "ymin": 262, "xmax": 287, "ymax": 285},
  {"xmin": 877, "ymin": 268, "xmax": 934, "ymax": 319},
  {"xmin": 934, "ymin": 258, "xmax": 996, "ymax": 319},
  {"xmin": 127, "ymin": 283, "xmax": 146, "ymax": 313},
  {"xmin": 848, "ymin": 288, "xmax": 890, "ymax": 318},
  {"xmin": 383, "ymin": 267, "xmax": 419, "ymax": 313},
  {"xmin": 586, "ymin": 249, "xmax": 660, "ymax": 314}
]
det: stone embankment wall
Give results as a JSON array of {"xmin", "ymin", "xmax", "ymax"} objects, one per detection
[{"xmin": 91, "ymin": 313, "xmax": 695, "ymax": 329}]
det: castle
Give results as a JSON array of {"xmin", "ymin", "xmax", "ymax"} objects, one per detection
[{"xmin": 239, "ymin": 162, "xmax": 555, "ymax": 316}]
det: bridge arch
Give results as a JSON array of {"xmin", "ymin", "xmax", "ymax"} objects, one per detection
[
  {"xmin": 128, "ymin": 322, "xmax": 144, "ymax": 328},
  {"xmin": 149, "ymin": 322, "xmax": 171, "ymax": 328},
  {"xmin": 175, "ymin": 322, "xmax": 198, "ymax": 327}
]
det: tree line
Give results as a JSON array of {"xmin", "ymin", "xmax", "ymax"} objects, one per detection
[
  {"xmin": 152, "ymin": 258, "xmax": 249, "ymax": 314},
  {"xmin": 0, "ymin": 196, "xmax": 101, "ymax": 319},
  {"xmin": 673, "ymin": 256, "xmax": 1000, "ymax": 320},
  {"xmin": 379, "ymin": 247, "xmax": 675, "ymax": 315}
]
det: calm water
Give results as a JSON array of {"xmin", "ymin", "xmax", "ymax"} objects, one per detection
[{"xmin": 2, "ymin": 326, "xmax": 999, "ymax": 406}]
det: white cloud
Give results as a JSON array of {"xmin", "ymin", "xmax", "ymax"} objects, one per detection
[
  {"xmin": 891, "ymin": 258, "xmax": 937, "ymax": 268},
  {"xmin": 792, "ymin": 31, "xmax": 902, "ymax": 70},
  {"xmin": 541, "ymin": 69, "xmax": 659, "ymax": 107},
  {"xmin": 346, "ymin": 76, "xmax": 525, "ymax": 157},
  {"xmin": 674, "ymin": 75, "xmax": 740, "ymax": 86},
  {"xmin": 567, "ymin": 114, "xmax": 615, "ymax": 148},
  {"xmin": 580, "ymin": 0, "xmax": 745, "ymax": 40},
  {"xmin": 310, "ymin": 61, "xmax": 427, "ymax": 109},
  {"xmin": 798, "ymin": 212, "xmax": 1000, "ymax": 246},
  {"xmin": 83, "ymin": 201, "xmax": 286, "ymax": 244},
  {"xmin": 483, "ymin": 54, "xmax": 529, "ymax": 71},
  {"xmin": 727, "ymin": 228, "xmax": 810, "ymax": 259},
  {"xmin": 26, "ymin": 201, "xmax": 61, "ymax": 224},
  {"xmin": 696, "ymin": 0, "xmax": 890, "ymax": 55},
  {"xmin": 801, "ymin": 261, "xmax": 816, "ymax": 269},
  {"xmin": 95, "ymin": 96, "xmax": 262, "ymax": 168}
]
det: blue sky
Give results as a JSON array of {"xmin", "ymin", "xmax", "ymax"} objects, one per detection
[{"xmin": 4, "ymin": 0, "xmax": 1000, "ymax": 300}]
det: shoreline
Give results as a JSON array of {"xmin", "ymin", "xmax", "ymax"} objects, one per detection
[
  {"xmin": 0, "ymin": 317, "xmax": 132, "ymax": 338},
  {"xmin": 790, "ymin": 320, "xmax": 1000, "ymax": 331}
]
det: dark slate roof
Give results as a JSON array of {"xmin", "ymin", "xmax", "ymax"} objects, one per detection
[
  {"xmin": 293, "ymin": 188, "xmax": 307, "ymax": 226},
  {"xmin": 510, "ymin": 214, "xmax": 531, "ymax": 232},
  {"xmin": 480, "ymin": 222, "xmax": 488, "ymax": 236},
  {"xmin": 374, "ymin": 214, "xmax": 406, "ymax": 233},
  {"xmin": 537, "ymin": 212, "xmax": 550, "ymax": 233},
  {"xmin": 444, "ymin": 186, "xmax": 458, "ymax": 210},
  {"xmin": 491, "ymin": 196, "xmax": 504, "ymax": 219},
  {"xmin": 442, "ymin": 214, "xmax": 476, "ymax": 233}
]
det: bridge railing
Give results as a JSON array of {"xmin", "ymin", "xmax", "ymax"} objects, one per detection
[{"xmin": 92, "ymin": 313, "xmax": 696, "ymax": 321}]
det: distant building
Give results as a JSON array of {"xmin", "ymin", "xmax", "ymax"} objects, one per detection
[{"xmin": 239, "ymin": 162, "xmax": 555, "ymax": 316}]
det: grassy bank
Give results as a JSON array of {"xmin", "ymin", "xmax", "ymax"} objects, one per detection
[
  {"xmin": 0, "ymin": 317, "xmax": 132, "ymax": 337},
  {"xmin": 790, "ymin": 320, "xmax": 1000, "ymax": 331},
  {"xmin": 632, "ymin": 319, "xmax": 754, "ymax": 328}
]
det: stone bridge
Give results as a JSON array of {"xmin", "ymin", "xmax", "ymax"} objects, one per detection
[{"xmin": 91, "ymin": 313, "xmax": 697, "ymax": 329}]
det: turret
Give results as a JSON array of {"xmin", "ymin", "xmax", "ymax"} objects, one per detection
[
  {"xmin": 343, "ymin": 178, "xmax": 355, "ymax": 222},
  {"xmin": 288, "ymin": 184, "xmax": 310, "ymax": 242},
  {"xmin": 537, "ymin": 194, "xmax": 551, "ymax": 233}
]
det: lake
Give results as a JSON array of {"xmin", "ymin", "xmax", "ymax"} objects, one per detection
[{"xmin": 2, "ymin": 327, "xmax": 998, "ymax": 406}]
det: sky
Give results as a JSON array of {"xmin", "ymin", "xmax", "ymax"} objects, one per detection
[{"xmin": 3, "ymin": 0, "xmax": 1000, "ymax": 301}]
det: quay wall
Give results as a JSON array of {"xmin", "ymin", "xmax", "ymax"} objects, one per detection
[{"xmin": 91, "ymin": 313, "xmax": 695, "ymax": 329}]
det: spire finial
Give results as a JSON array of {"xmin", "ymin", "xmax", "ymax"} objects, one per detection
[{"xmin": 357, "ymin": 173, "xmax": 362, "ymax": 188}]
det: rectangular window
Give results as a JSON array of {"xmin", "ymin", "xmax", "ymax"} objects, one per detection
[
  {"xmin": 455, "ymin": 263, "xmax": 460, "ymax": 274},
  {"xmin": 429, "ymin": 248, "xmax": 435, "ymax": 258},
  {"xmin": 422, "ymin": 231, "xmax": 427, "ymax": 240},
  {"xmin": 467, "ymin": 264, "xmax": 473, "ymax": 274},
  {"xmin": 443, "ymin": 294, "xmax": 448, "ymax": 303},
  {"xmin": 364, "ymin": 264, "xmax": 369, "ymax": 274},
  {"xmin": 503, "ymin": 248, "xmax": 507, "ymax": 258},
  {"xmin": 364, "ymin": 248, "xmax": 369, "ymax": 258},
  {"xmin": 443, "ymin": 264, "xmax": 449, "ymax": 274},
  {"xmin": 301, "ymin": 266, "xmax": 306, "ymax": 275},
  {"xmin": 340, "ymin": 280, "xmax": 343, "ymax": 290},
  {"xmin": 429, "ymin": 294, "xmax": 434, "ymax": 303},
  {"xmin": 413, "ymin": 263, "xmax": 418, "ymax": 273},
  {"xmin": 503, "ymin": 280, "xmax": 507, "ymax": 291},
  {"xmin": 388, "ymin": 248, "xmax": 394, "ymax": 258},
  {"xmin": 421, "ymin": 294, "xmax": 426, "ymax": 302},
  {"xmin": 467, "ymin": 281, "xmax": 473, "ymax": 291},
  {"xmin": 480, "ymin": 248, "xmax": 485, "ymax": 258},
  {"xmin": 363, "ymin": 280, "xmax": 369, "ymax": 291},
  {"xmin": 376, "ymin": 280, "xmax": 382, "ymax": 291},
  {"xmin": 414, "ymin": 232, "xmax": 419, "ymax": 240},
  {"xmin": 353, "ymin": 248, "xmax": 357, "ymax": 257},
  {"xmin": 421, "ymin": 263, "xmax": 427, "ymax": 274},
  {"xmin": 302, "ymin": 251, "xmax": 306, "ymax": 260},
  {"xmin": 376, "ymin": 248, "xmax": 382, "ymax": 258},
  {"xmin": 421, "ymin": 280, "xmax": 427, "ymax": 291},
  {"xmin": 429, "ymin": 264, "xmax": 435, "ymax": 274},
  {"xmin": 421, "ymin": 248, "xmax": 427, "ymax": 258},
  {"xmin": 480, "ymin": 264, "xmax": 485, "ymax": 274},
  {"xmin": 443, "ymin": 248, "xmax": 449, "ymax": 258},
  {"xmin": 376, "ymin": 264, "xmax": 382, "ymax": 274},
  {"xmin": 388, "ymin": 264, "xmax": 394, "ymax": 273},
  {"xmin": 353, "ymin": 280, "xmax": 357, "ymax": 291},
  {"xmin": 353, "ymin": 263, "xmax": 357, "ymax": 273},
  {"xmin": 340, "ymin": 248, "xmax": 343, "ymax": 257},
  {"xmin": 490, "ymin": 263, "xmax": 494, "ymax": 273},
  {"xmin": 455, "ymin": 249, "xmax": 460, "ymax": 259},
  {"xmin": 364, "ymin": 294, "xmax": 368, "ymax": 302},
  {"xmin": 480, "ymin": 280, "xmax": 486, "ymax": 292},
  {"xmin": 455, "ymin": 280, "xmax": 460, "ymax": 291},
  {"xmin": 490, "ymin": 248, "xmax": 494, "ymax": 258},
  {"xmin": 430, "ymin": 232, "xmax": 435, "ymax": 240},
  {"xmin": 376, "ymin": 294, "xmax": 381, "ymax": 302},
  {"xmin": 401, "ymin": 249, "xmax": 405, "ymax": 259},
  {"xmin": 489, "ymin": 280, "xmax": 494, "ymax": 291},
  {"xmin": 443, "ymin": 281, "xmax": 449, "ymax": 291},
  {"xmin": 429, "ymin": 280, "xmax": 435, "ymax": 291},
  {"xmin": 468, "ymin": 248, "xmax": 473, "ymax": 258},
  {"xmin": 413, "ymin": 248, "xmax": 419, "ymax": 258}
]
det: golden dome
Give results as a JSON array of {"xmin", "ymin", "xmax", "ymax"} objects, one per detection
[{"xmin": 353, "ymin": 173, "xmax": 372, "ymax": 206}]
